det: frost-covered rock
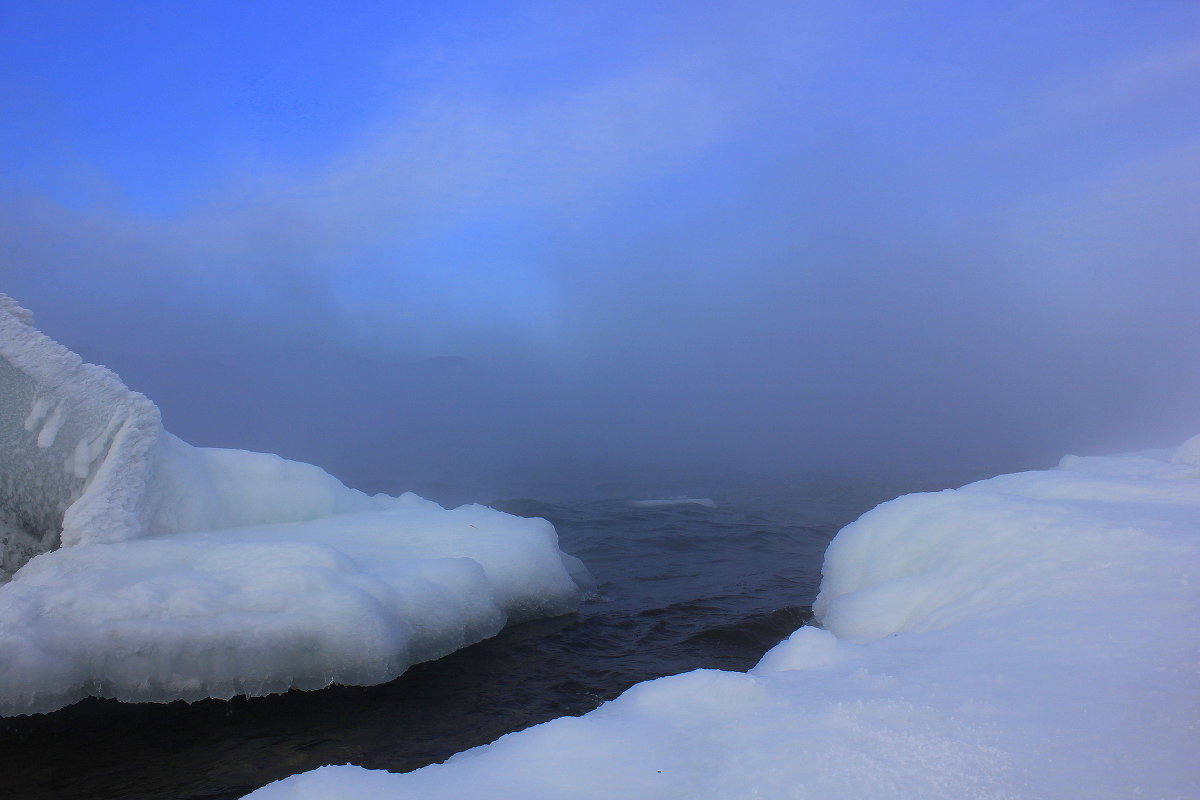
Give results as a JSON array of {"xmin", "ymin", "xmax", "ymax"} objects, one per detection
[
  {"xmin": 0, "ymin": 295, "xmax": 385, "ymax": 568},
  {"xmin": 247, "ymin": 441, "xmax": 1200, "ymax": 800},
  {"xmin": 0, "ymin": 296, "xmax": 591, "ymax": 715}
]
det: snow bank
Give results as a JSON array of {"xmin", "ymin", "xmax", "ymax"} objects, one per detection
[
  {"xmin": 246, "ymin": 440, "xmax": 1200, "ymax": 800},
  {"xmin": 0, "ymin": 296, "xmax": 590, "ymax": 715}
]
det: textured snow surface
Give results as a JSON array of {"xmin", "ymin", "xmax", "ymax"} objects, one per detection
[
  {"xmin": 247, "ymin": 442, "xmax": 1200, "ymax": 800},
  {"xmin": 0, "ymin": 296, "xmax": 590, "ymax": 715}
]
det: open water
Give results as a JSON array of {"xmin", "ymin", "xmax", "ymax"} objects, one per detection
[{"xmin": 0, "ymin": 468, "xmax": 970, "ymax": 799}]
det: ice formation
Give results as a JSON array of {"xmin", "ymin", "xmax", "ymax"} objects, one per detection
[
  {"xmin": 247, "ymin": 439, "xmax": 1200, "ymax": 799},
  {"xmin": 0, "ymin": 296, "xmax": 591, "ymax": 715}
]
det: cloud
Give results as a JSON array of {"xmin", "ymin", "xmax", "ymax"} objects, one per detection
[
  {"xmin": 1024, "ymin": 36, "xmax": 1200, "ymax": 129},
  {"xmin": 2, "ymin": 1, "xmax": 1198, "ymax": 484}
]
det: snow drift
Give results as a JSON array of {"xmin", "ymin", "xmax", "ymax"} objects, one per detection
[
  {"xmin": 0, "ymin": 296, "xmax": 591, "ymax": 715},
  {"xmin": 246, "ymin": 439, "xmax": 1200, "ymax": 799}
]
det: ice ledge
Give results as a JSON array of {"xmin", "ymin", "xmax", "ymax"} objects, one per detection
[
  {"xmin": 0, "ymin": 296, "xmax": 591, "ymax": 714},
  {"xmin": 1, "ymin": 294, "xmax": 391, "ymax": 571}
]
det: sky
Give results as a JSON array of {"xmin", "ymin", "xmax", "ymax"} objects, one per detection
[{"xmin": 2, "ymin": 0, "xmax": 1198, "ymax": 492}]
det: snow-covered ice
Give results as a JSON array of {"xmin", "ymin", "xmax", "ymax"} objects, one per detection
[
  {"xmin": 246, "ymin": 438, "xmax": 1200, "ymax": 799},
  {"xmin": 0, "ymin": 296, "xmax": 591, "ymax": 715}
]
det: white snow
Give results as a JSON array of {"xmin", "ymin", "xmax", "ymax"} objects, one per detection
[
  {"xmin": 245, "ymin": 440, "xmax": 1200, "ymax": 800},
  {"xmin": 0, "ymin": 296, "xmax": 591, "ymax": 715}
]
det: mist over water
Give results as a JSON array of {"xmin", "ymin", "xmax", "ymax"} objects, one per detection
[{"xmin": 3, "ymin": 2, "xmax": 1197, "ymax": 486}]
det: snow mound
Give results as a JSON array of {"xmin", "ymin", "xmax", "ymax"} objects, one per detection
[
  {"xmin": 246, "ymin": 442, "xmax": 1200, "ymax": 800},
  {"xmin": 0, "ymin": 296, "xmax": 590, "ymax": 715},
  {"xmin": 1171, "ymin": 433, "xmax": 1200, "ymax": 466}
]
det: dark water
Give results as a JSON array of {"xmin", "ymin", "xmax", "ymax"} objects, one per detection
[{"xmin": 0, "ymin": 469, "xmax": 963, "ymax": 800}]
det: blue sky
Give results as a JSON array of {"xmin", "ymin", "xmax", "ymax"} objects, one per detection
[
  {"xmin": 2, "ymin": 1, "xmax": 1198, "ymax": 485},
  {"xmin": 3, "ymin": 1, "xmax": 447, "ymax": 212}
]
